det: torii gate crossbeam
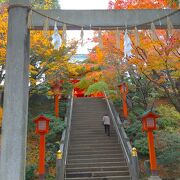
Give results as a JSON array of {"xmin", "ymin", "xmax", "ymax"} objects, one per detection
[
  {"xmin": 0, "ymin": 0, "xmax": 180, "ymax": 180},
  {"xmin": 32, "ymin": 9, "xmax": 180, "ymax": 30}
]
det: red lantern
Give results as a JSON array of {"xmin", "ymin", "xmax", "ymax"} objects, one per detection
[
  {"xmin": 142, "ymin": 111, "xmax": 159, "ymax": 131},
  {"xmin": 33, "ymin": 115, "xmax": 50, "ymax": 134},
  {"xmin": 33, "ymin": 115, "xmax": 50, "ymax": 179}
]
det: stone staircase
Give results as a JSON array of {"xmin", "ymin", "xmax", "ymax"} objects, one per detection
[{"xmin": 65, "ymin": 97, "xmax": 131, "ymax": 180}]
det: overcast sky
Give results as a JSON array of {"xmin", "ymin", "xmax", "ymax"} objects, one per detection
[
  {"xmin": 60, "ymin": 0, "xmax": 109, "ymax": 9},
  {"xmin": 59, "ymin": 0, "xmax": 110, "ymax": 54}
]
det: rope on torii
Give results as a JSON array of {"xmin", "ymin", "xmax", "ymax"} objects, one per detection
[
  {"xmin": 8, "ymin": 4, "xmax": 179, "ymax": 31},
  {"xmin": 8, "ymin": 4, "xmax": 179, "ymax": 52},
  {"xmin": 30, "ymin": 8, "xmax": 179, "ymax": 30},
  {"xmin": 30, "ymin": 8, "xmax": 179, "ymax": 55}
]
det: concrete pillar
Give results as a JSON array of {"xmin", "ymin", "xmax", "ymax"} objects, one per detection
[{"xmin": 0, "ymin": 0, "xmax": 30, "ymax": 180}]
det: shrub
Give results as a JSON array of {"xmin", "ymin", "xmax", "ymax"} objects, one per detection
[
  {"xmin": 125, "ymin": 121, "xmax": 144, "ymax": 140},
  {"xmin": 156, "ymin": 131, "xmax": 180, "ymax": 165},
  {"xmin": 125, "ymin": 121, "xmax": 149, "ymax": 155},
  {"xmin": 25, "ymin": 165, "xmax": 36, "ymax": 180},
  {"xmin": 59, "ymin": 100, "xmax": 67, "ymax": 118},
  {"xmin": 156, "ymin": 105, "xmax": 180, "ymax": 130},
  {"xmin": 133, "ymin": 137, "xmax": 149, "ymax": 156},
  {"xmin": 113, "ymin": 99, "xmax": 122, "ymax": 107},
  {"xmin": 41, "ymin": 113, "xmax": 65, "ymax": 142},
  {"xmin": 46, "ymin": 142, "xmax": 60, "ymax": 165},
  {"xmin": 129, "ymin": 106, "xmax": 144, "ymax": 123}
]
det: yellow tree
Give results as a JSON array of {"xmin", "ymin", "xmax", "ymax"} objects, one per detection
[
  {"xmin": 0, "ymin": 2, "xmax": 80, "ymax": 93},
  {"xmin": 30, "ymin": 30, "xmax": 78, "ymax": 91},
  {"xmin": 0, "ymin": 3, "xmax": 8, "ymax": 84}
]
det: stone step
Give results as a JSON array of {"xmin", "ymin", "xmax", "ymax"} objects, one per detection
[
  {"xmin": 66, "ymin": 166, "xmax": 129, "ymax": 173},
  {"xmin": 70, "ymin": 129, "xmax": 111, "ymax": 131},
  {"xmin": 69, "ymin": 135, "xmax": 117, "ymax": 139},
  {"xmin": 70, "ymin": 131, "xmax": 116, "ymax": 135},
  {"xmin": 71, "ymin": 122, "xmax": 105, "ymax": 124},
  {"xmin": 73, "ymin": 106, "xmax": 106, "ymax": 108},
  {"xmin": 66, "ymin": 170, "xmax": 129, "ymax": 178},
  {"xmin": 68, "ymin": 149, "xmax": 122, "ymax": 156},
  {"xmin": 71, "ymin": 123, "xmax": 105, "ymax": 125},
  {"xmin": 70, "ymin": 128, "xmax": 108, "ymax": 131},
  {"xmin": 70, "ymin": 124, "xmax": 105, "ymax": 126},
  {"xmin": 69, "ymin": 139, "xmax": 118, "ymax": 143},
  {"xmin": 69, "ymin": 142, "xmax": 121, "ymax": 148},
  {"xmin": 69, "ymin": 143, "xmax": 120, "ymax": 148},
  {"xmin": 70, "ymin": 136, "xmax": 117, "ymax": 140},
  {"xmin": 71, "ymin": 121, "xmax": 105, "ymax": 123},
  {"xmin": 70, "ymin": 125, "xmax": 108, "ymax": 128},
  {"xmin": 68, "ymin": 157, "xmax": 125, "ymax": 164},
  {"xmin": 66, "ymin": 162, "xmax": 127, "ymax": 168},
  {"xmin": 70, "ymin": 137, "xmax": 117, "ymax": 140},
  {"xmin": 72, "ymin": 115, "xmax": 106, "ymax": 117},
  {"xmin": 70, "ymin": 132, "xmax": 117, "ymax": 137},
  {"xmin": 71, "ymin": 131, "xmax": 115, "ymax": 134},
  {"xmin": 69, "ymin": 140, "xmax": 118, "ymax": 144},
  {"xmin": 71, "ymin": 118, "xmax": 106, "ymax": 120},
  {"xmin": 72, "ymin": 112, "xmax": 106, "ymax": 114},
  {"xmin": 71, "ymin": 122, "xmax": 107, "ymax": 124},
  {"xmin": 69, "ymin": 136, "xmax": 118, "ymax": 142},
  {"xmin": 71, "ymin": 126, "xmax": 109, "ymax": 128},
  {"xmin": 74, "ymin": 100, "xmax": 105, "ymax": 103},
  {"xmin": 68, "ymin": 146, "xmax": 121, "ymax": 153},
  {"xmin": 73, "ymin": 101, "xmax": 105, "ymax": 103},
  {"xmin": 72, "ymin": 113, "xmax": 107, "ymax": 116},
  {"xmin": 68, "ymin": 153, "xmax": 125, "ymax": 160},
  {"xmin": 72, "ymin": 117, "xmax": 105, "ymax": 119},
  {"xmin": 65, "ymin": 176, "xmax": 131, "ymax": 180},
  {"xmin": 73, "ymin": 102, "xmax": 105, "ymax": 104},
  {"xmin": 73, "ymin": 109, "xmax": 106, "ymax": 111},
  {"xmin": 72, "ymin": 113, "xmax": 106, "ymax": 116}
]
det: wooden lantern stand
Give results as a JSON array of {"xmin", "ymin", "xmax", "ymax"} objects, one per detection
[
  {"xmin": 118, "ymin": 82, "xmax": 128, "ymax": 119},
  {"xmin": 51, "ymin": 82, "xmax": 62, "ymax": 118},
  {"xmin": 142, "ymin": 111, "xmax": 161, "ymax": 180},
  {"xmin": 33, "ymin": 115, "xmax": 50, "ymax": 180}
]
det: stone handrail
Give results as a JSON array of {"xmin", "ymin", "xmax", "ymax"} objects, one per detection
[
  {"xmin": 104, "ymin": 92, "xmax": 139, "ymax": 180},
  {"xmin": 56, "ymin": 93, "xmax": 74, "ymax": 180}
]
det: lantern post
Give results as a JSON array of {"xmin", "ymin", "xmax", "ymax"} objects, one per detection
[
  {"xmin": 118, "ymin": 82, "xmax": 128, "ymax": 119},
  {"xmin": 33, "ymin": 115, "xmax": 50, "ymax": 180},
  {"xmin": 51, "ymin": 82, "xmax": 62, "ymax": 118},
  {"xmin": 142, "ymin": 111, "xmax": 161, "ymax": 179}
]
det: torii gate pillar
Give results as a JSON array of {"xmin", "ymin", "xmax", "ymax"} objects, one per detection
[{"xmin": 0, "ymin": 0, "xmax": 30, "ymax": 180}]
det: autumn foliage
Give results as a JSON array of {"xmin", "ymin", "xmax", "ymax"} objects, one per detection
[
  {"xmin": 77, "ymin": 0, "xmax": 180, "ymax": 113},
  {"xmin": 108, "ymin": 0, "xmax": 178, "ymax": 9}
]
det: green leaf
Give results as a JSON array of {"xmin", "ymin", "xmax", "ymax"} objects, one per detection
[
  {"xmin": 85, "ymin": 81, "xmax": 108, "ymax": 95},
  {"xmin": 76, "ymin": 78, "xmax": 92, "ymax": 90}
]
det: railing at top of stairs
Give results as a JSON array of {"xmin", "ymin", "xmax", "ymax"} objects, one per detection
[
  {"xmin": 104, "ymin": 92, "xmax": 139, "ymax": 180},
  {"xmin": 56, "ymin": 92, "xmax": 74, "ymax": 180}
]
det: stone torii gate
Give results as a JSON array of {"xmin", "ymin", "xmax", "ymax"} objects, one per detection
[{"xmin": 0, "ymin": 0, "xmax": 179, "ymax": 179}]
